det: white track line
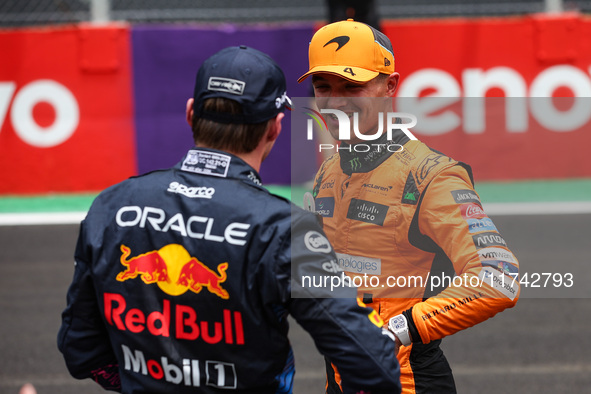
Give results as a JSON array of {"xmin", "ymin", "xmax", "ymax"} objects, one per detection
[
  {"xmin": 483, "ymin": 201, "xmax": 591, "ymax": 216},
  {"xmin": 0, "ymin": 212, "xmax": 87, "ymax": 226}
]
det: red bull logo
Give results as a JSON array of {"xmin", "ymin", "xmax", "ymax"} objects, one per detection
[
  {"xmin": 117, "ymin": 245, "xmax": 170, "ymax": 284},
  {"xmin": 177, "ymin": 260, "xmax": 228, "ymax": 299},
  {"xmin": 104, "ymin": 293, "xmax": 245, "ymax": 345},
  {"xmin": 116, "ymin": 244, "xmax": 229, "ymax": 299}
]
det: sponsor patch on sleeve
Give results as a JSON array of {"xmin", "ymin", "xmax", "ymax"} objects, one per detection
[
  {"xmin": 481, "ymin": 260, "xmax": 519, "ymax": 276},
  {"xmin": 478, "ymin": 267, "xmax": 519, "ymax": 300},
  {"xmin": 466, "ymin": 217, "xmax": 498, "ymax": 233},
  {"xmin": 472, "ymin": 231, "xmax": 507, "ymax": 249},
  {"xmin": 478, "ymin": 247, "xmax": 517, "ymax": 265},
  {"xmin": 451, "ymin": 189, "xmax": 481, "ymax": 205},
  {"xmin": 460, "ymin": 203, "xmax": 487, "ymax": 220}
]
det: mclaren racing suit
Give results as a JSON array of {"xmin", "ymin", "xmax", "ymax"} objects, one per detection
[
  {"xmin": 58, "ymin": 147, "xmax": 401, "ymax": 394},
  {"xmin": 313, "ymin": 132, "xmax": 520, "ymax": 394}
]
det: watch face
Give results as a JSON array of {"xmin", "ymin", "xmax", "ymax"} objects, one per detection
[
  {"xmin": 389, "ymin": 315, "xmax": 411, "ymax": 346},
  {"xmin": 390, "ymin": 316, "xmax": 405, "ymax": 330}
]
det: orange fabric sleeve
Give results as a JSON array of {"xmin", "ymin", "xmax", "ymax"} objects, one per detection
[{"xmin": 410, "ymin": 165, "xmax": 520, "ymax": 344}]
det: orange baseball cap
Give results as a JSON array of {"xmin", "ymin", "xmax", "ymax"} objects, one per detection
[{"xmin": 298, "ymin": 19, "xmax": 395, "ymax": 83}]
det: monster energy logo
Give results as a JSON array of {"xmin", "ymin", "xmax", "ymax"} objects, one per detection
[{"xmin": 349, "ymin": 157, "xmax": 362, "ymax": 171}]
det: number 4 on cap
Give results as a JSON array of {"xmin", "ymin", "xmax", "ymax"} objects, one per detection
[{"xmin": 343, "ymin": 67, "xmax": 356, "ymax": 76}]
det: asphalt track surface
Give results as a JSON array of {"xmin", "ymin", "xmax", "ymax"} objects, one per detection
[{"xmin": 1, "ymin": 213, "xmax": 590, "ymax": 394}]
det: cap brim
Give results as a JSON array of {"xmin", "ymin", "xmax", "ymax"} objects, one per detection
[{"xmin": 298, "ymin": 65, "xmax": 379, "ymax": 83}]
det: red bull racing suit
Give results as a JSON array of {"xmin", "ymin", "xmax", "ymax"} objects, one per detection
[
  {"xmin": 58, "ymin": 147, "xmax": 402, "ymax": 394},
  {"xmin": 313, "ymin": 132, "xmax": 520, "ymax": 394}
]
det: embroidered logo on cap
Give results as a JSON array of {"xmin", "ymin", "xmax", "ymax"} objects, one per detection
[
  {"xmin": 208, "ymin": 77, "xmax": 245, "ymax": 95},
  {"xmin": 323, "ymin": 36, "xmax": 350, "ymax": 51}
]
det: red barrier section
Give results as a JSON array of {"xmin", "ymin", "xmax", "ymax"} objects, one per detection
[
  {"xmin": 384, "ymin": 13, "xmax": 591, "ymax": 181},
  {"xmin": 0, "ymin": 24, "xmax": 136, "ymax": 194}
]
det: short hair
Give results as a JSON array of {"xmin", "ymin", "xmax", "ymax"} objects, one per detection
[
  {"xmin": 191, "ymin": 98, "xmax": 271, "ymax": 154},
  {"xmin": 375, "ymin": 73, "xmax": 390, "ymax": 83}
]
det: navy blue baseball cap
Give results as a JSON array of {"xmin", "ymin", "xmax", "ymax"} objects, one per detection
[{"xmin": 193, "ymin": 45, "xmax": 292, "ymax": 124}]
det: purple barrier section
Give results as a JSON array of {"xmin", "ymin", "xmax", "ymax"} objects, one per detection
[{"xmin": 132, "ymin": 24, "xmax": 315, "ymax": 184}]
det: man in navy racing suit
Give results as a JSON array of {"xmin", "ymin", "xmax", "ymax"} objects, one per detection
[{"xmin": 57, "ymin": 45, "xmax": 401, "ymax": 394}]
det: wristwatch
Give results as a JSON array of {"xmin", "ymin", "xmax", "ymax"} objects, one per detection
[{"xmin": 388, "ymin": 314, "xmax": 411, "ymax": 347}]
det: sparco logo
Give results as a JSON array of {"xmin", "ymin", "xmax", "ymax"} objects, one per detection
[
  {"xmin": 167, "ymin": 182, "xmax": 215, "ymax": 199},
  {"xmin": 304, "ymin": 231, "xmax": 332, "ymax": 253},
  {"xmin": 472, "ymin": 232, "xmax": 507, "ymax": 249}
]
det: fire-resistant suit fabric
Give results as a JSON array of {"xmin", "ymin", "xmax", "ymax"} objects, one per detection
[
  {"xmin": 58, "ymin": 147, "xmax": 402, "ymax": 394},
  {"xmin": 313, "ymin": 132, "xmax": 520, "ymax": 394}
]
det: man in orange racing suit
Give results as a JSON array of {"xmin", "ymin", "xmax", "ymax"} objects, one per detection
[{"xmin": 298, "ymin": 19, "xmax": 520, "ymax": 394}]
